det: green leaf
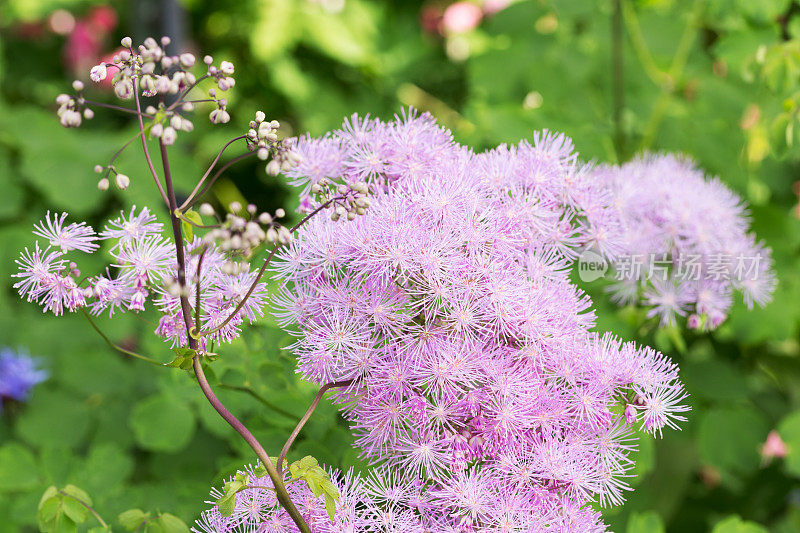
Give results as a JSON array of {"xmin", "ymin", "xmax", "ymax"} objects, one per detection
[
  {"xmin": 0, "ymin": 442, "xmax": 39, "ymax": 491},
  {"xmin": 16, "ymin": 390, "xmax": 90, "ymax": 449},
  {"xmin": 698, "ymin": 407, "xmax": 770, "ymax": 480},
  {"xmin": 118, "ymin": 509, "xmax": 150, "ymax": 531},
  {"xmin": 324, "ymin": 492, "xmax": 336, "ymax": 522},
  {"xmin": 778, "ymin": 409, "xmax": 800, "ymax": 477},
  {"xmin": 627, "ymin": 511, "xmax": 665, "ymax": 533},
  {"xmin": 215, "ymin": 493, "xmax": 236, "ymax": 518},
  {"xmin": 129, "ymin": 394, "xmax": 196, "ymax": 453},
  {"xmin": 712, "ymin": 515, "xmax": 769, "ymax": 533},
  {"xmin": 158, "ymin": 513, "xmax": 190, "ymax": 533},
  {"xmin": 180, "ymin": 209, "xmax": 202, "ymax": 242},
  {"xmin": 61, "ymin": 496, "xmax": 89, "ymax": 524}
]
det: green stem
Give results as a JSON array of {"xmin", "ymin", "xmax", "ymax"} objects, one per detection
[
  {"xmin": 82, "ymin": 309, "xmax": 162, "ymax": 366},
  {"xmin": 612, "ymin": 0, "xmax": 626, "ymax": 160},
  {"xmin": 217, "ymin": 383, "xmax": 297, "ymax": 419}
]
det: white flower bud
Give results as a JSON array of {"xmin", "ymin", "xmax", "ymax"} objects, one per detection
[
  {"xmin": 265, "ymin": 160, "xmax": 281, "ymax": 176},
  {"xmin": 275, "ymin": 208, "xmax": 285, "ymax": 218},
  {"xmin": 115, "ymin": 173, "xmax": 130, "ymax": 190},
  {"xmin": 90, "ymin": 64, "xmax": 107, "ymax": 82},
  {"xmin": 258, "ymin": 212, "xmax": 272, "ymax": 225},
  {"xmin": 150, "ymin": 123, "xmax": 164, "ymax": 138},
  {"xmin": 121, "ymin": 36, "xmax": 133, "ymax": 48},
  {"xmin": 199, "ymin": 203, "xmax": 215, "ymax": 216},
  {"xmin": 161, "ymin": 36, "xmax": 171, "ymax": 46},
  {"xmin": 182, "ymin": 102, "xmax": 194, "ymax": 112},
  {"xmin": 170, "ymin": 115, "xmax": 182, "ymax": 130},
  {"xmin": 266, "ymin": 227, "xmax": 278, "ymax": 243},
  {"xmin": 83, "ymin": 108, "xmax": 94, "ymax": 119},
  {"xmin": 94, "ymin": 165, "xmax": 104, "ymax": 173},
  {"xmin": 72, "ymin": 80, "xmax": 84, "ymax": 91},
  {"xmin": 114, "ymin": 79, "xmax": 134, "ymax": 99},
  {"xmin": 255, "ymin": 111, "xmax": 266, "ymax": 122},
  {"xmin": 257, "ymin": 147, "xmax": 269, "ymax": 160},
  {"xmin": 180, "ymin": 53, "xmax": 196, "ymax": 67},
  {"xmin": 204, "ymin": 55, "xmax": 214, "ymax": 65},
  {"xmin": 229, "ymin": 201, "xmax": 242, "ymax": 213},
  {"xmin": 181, "ymin": 119, "xmax": 194, "ymax": 132},
  {"xmin": 162, "ymin": 126, "xmax": 177, "ymax": 145},
  {"xmin": 145, "ymin": 105, "xmax": 157, "ymax": 115},
  {"xmin": 220, "ymin": 61, "xmax": 234, "ymax": 75},
  {"xmin": 97, "ymin": 177, "xmax": 109, "ymax": 190},
  {"xmin": 56, "ymin": 94, "xmax": 70, "ymax": 105}
]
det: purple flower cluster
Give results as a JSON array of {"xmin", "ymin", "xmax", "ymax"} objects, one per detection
[
  {"xmin": 0, "ymin": 348, "xmax": 48, "ymax": 409},
  {"xmin": 594, "ymin": 154, "xmax": 776, "ymax": 329},
  {"xmin": 231, "ymin": 111, "xmax": 691, "ymax": 530},
  {"xmin": 13, "ymin": 207, "xmax": 267, "ymax": 347}
]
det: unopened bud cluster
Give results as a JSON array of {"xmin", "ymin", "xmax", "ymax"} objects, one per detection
[
  {"xmin": 245, "ymin": 112, "xmax": 302, "ymax": 176},
  {"xmin": 199, "ymin": 202, "xmax": 291, "ymax": 271},
  {"xmin": 310, "ymin": 178, "xmax": 372, "ymax": 221},
  {"xmin": 56, "ymin": 81, "xmax": 93, "ymax": 128}
]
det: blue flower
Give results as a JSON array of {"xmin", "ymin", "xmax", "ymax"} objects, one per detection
[{"xmin": 0, "ymin": 347, "xmax": 48, "ymax": 404}]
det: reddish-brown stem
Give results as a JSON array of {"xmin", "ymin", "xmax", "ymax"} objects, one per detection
[
  {"xmin": 277, "ymin": 379, "xmax": 354, "ymax": 473},
  {"xmin": 133, "ymin": 78, "xmax": 169, "ymax": 205},
  {"xmin": 158, "ymin": 140, "xmax": 310, "ymax": 533}
]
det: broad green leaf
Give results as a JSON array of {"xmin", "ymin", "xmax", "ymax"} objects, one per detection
[
  {"xmin": 778, "ymin": 409, "xmax": 800, "ymax": 477},
  {"xmin": 0, "ymin": 442, "xmax": 39, "ymax": 491},
  {"xmin": 158, "ymin": 513, "xmax": 190, "ymax": 533},
  {"xmin": 129, "ymin": 394, "xmax": 196, "ymax": 453},
  {"xmin": 16, "ymin": 390, "xmax": 90, "ymax": 449},
  {"xmin": 698, "ymin": 407, "xmax": 770, "ymax": 479},
  {"xmin": 627, "ymin": 511, "xmax": 665, "ymax": 533},
  {"xmin": 712, "ymin": 515, "xmax": 769, "ymax": 533},
  {"xmin": 118, "ymin": 509, "xmax": 150, "ymax": 531}
]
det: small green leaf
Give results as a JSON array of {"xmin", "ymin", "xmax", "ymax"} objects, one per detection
[
  {"xmin": 324, "ymin": 492, "xmax": 336, "ymax": 522},
  {"xmin": 61, "ymin": 496, "xmax": 89, "ymax": 524},
  {"xmin": 215, "ymin": 493, "xmax": 236, "ymax": 517},
  {"xmin": 712, "ymin": 515, "xmax": 769, "ymax": 533},
  {"xmin": 158, "ymin": 513, "xmax": 190, "ymax": 533},
  {"xmin": 62, "ymin": 484, "xmax": 92, "ymax": 506},
  {"xmin": 180, "ymin": 209, "xmax": 202, "ymax": 242},
  {"xmin": 118, "ymin": 509, "xmax": 150, "ymax": 530}
]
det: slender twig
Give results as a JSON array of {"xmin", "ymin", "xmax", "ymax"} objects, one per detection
[
  {"xmin": 180, "ymin": 151, "xmax": 254, "ymax": 211},
  {"xmin": 83, "ymin": 99, "xmax": 153, "ymax": 118},
  {"xmin": 57, "ymin": 490, "xmax": 108, "ymax": 529},
  {"xmin": 179, "ymin": 135, "xmax": 248, "ymax": 210},
  {"xmin": 159, "ymin": 140, "xmax": 311, "ymax": 533},
  {"xmin": 194, "ymin": 247, "xmax": 208, "ymax": 336},
  {"xmin": 82, "ymin": 309, "xmax": 162, "ymax": 366},
  {"xmin": 175, "ymin": 210, "xmax": 221, "ymax": 229},
  {"xmin": 620, "ymin": 0, "xmax": 669, "ymax": 87},
  {"xmin": 168, "ymin": 74, "xmax": 210, "ymax": 111},
  {"xmin": 133, "ymin": 78, "xmax": 170, "ymax": 205},
  {"xmin": 611, "ymin": 0, "xmax": 626, "ymax": 160},
  {"xmin": 277, "ymin": 380, "xmax": 353, "ymax": 473},
  {"xmin": 639, "ymin": 0, "xmax": 704, "ymax": 150},
  {"xmin": 217, "ymin": 383, "xmax": 297, "ymax": 418},
  {"xmin": 197, "ymin": 196, "xmax": 341, "ymax": 338}
]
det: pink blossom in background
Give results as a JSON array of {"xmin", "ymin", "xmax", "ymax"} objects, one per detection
[
  {"xmin": 482, "ymin": 0, "xmax": 512, "ymax": 16},
  {"xmin": 441, "ymin": 2, "xmax": 483, "ymax": 34},
  {"xmin": 761, "ymin": 430, "xmax": 788, "ymax": 463}
]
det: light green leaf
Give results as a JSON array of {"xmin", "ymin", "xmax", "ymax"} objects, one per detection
[
  {"xmin": 158, "ymin": 513, "xmax": 190, "ymax": 533},
  {"xmin": 0, "ymin": 442, "xmax": 39, "ymax": 491},
  {"xmin": 129, "ymin": 394, "xmax": 196, "ymax": 453},
  {"xmin": 118, "ymin": 509, "xmax": 150, "ymax": 531},
  {"xmin": 712, "ymin": 515, "xmax": 769, "ymax": 533}
]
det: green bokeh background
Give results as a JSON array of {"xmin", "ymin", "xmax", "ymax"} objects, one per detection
[{"xmin": 1, "ymin": 0, "xmax": 800, "ymax": 531}]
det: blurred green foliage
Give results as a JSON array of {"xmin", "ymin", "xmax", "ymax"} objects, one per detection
[{"xmin": 1, "ymin": 0, "xmax": 800, "ymax": 531}]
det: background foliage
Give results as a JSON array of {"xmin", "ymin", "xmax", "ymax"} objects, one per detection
[{"xmin": 1, "ymin": 0, "xmax": 800, "ymax": 531}]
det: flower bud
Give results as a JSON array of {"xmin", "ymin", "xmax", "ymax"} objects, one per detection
[
  {"xmin": 265, "ymin": 160, "xmax": 281, "ymax": 176},
  {"xmin": 83, "ymin": 108, "xmax": 94, "ymax": 119},
  {"xmin": 255, "ymin": 111, "xmax": 266, "ymax": 122},
  {"xmin": 162, "ymin": 126, "xmax": 177, "ymax": 145},
  {"xmin": 180, "ymin": 53, "xmax": 196, "ymax": 67},
  {"xmin": 204, "ymin": 55, "xmax": 213, "ymax": 65},
  {"xmin": 90, "ymin": 64, "xmax": 107, "ymax": 82},
  {"xmin": 199, "ymin": 203, "xmax": 215, "ymax": 216},
  {"xmin": 94, "ymin": 165, "xmax": 104, "ymax": 174},
  {"xmin": 97, "ymin": 177, "xmax": 110, "ymax": 190},
  {"xmin": 220, "ymin": 61, "xmax": 234, "ymax": 75},
  {"xmin": 121, "ymin": 36, "xmax": 133, "ymax": 48},
  {"xmin": 72, "ymin": 80, "xmax": 84, "ymax": 91},
  {"xmin": 229, "ymin": 201, "xmax": 242, "ymax": 213},
  {"xmin": 150, "ymin": 123, "xmax": 164, "ymax": 138},
  {"xmin": 115, "ymin": 173, "xmax": 130, "ymax": 190},
  {"xmin": 275, "ymin": 208, "xmax": 285, "ymax": 218}
]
